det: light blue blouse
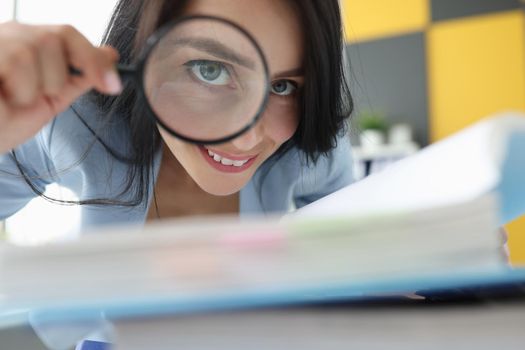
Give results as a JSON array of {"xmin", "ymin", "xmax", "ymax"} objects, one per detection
[{"xmin": 0, "ymin": 96, "xmax": 354, "ymax": 231}]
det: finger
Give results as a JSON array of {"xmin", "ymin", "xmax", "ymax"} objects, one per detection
[
  {"xmin": 99, "ymin": 45, "xmax": 122, "ymax": 95},
  {"xmin": 99, "ymin": 45, "xmax": 120, "ymax": 64},
  {"xmin": 36, "ymin": 32, "xmax": 68, "ymax": 96},
  {"xmin": 0, "ymin": 94, "xmax": 8, "ymax": 125},
  {"xmin": 0, "ymin": 97, "xmax": 16, "ymax": 153},
  {"xmin": 0, "ymin": 43, "xmax": 40, "ymax": 107},
  {"xmin": 51, "ymin": 25, "xmax": 121, "ymax": 95},
  {"xmin": 41, "ymin": 74, "xmax": 94, "ymax": 115}
]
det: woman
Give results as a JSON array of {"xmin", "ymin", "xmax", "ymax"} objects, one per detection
[{"xmin": 0, "ymin": 0, "xmax": 353, "ymax": 231}]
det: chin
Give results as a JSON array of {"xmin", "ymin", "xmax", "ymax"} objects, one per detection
[{"xmin": 195, "ymin": 176, "xmax": 247, "ymax": 196}]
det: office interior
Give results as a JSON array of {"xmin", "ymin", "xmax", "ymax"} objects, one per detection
[
  {"xmin": 0, "ymin": 1, "xmax": 525, "ymax": 349},
  {"xmin": 343, "ymin": 0, "xmax": 525, "ymax": 264}
]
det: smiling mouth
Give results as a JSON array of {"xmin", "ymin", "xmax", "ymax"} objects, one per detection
[
  {"xmin": 206, "ymin": 148, "xmax": 251, "ymax": 167},
  {"xmin": 198, "ymin": 146, "xmax": 257, "ymax": 173}
]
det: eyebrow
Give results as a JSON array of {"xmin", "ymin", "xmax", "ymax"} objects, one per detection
[
  {"xmin": 171, "ymin": 37, "xmax": 257, "ymax": 70},
  {"xmin": 273, "ymin": 68, "xmax": 304, "ymax": 79}
]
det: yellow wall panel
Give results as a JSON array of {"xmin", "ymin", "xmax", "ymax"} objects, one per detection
[
  {"xmin": 341, "ymin": 0, "xmax": 429, "ymax": 43},
  {"xmin": 428, "ymin": 11, "xmax": 525, "ymax": 141},
  {"xmin": 506, "ymin": 217, "xmax": 525, "ymax": 265}
]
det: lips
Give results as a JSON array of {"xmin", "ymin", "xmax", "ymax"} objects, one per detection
[
  {"xmin": 206, "ymin": 149, "xmax": 251, "ymax": 167},
  {"xmin": 198, "ymin": 146, "xmax": 257, "ymax": 173}
]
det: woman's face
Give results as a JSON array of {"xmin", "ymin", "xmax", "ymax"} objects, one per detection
[{"xmin": 158, "ymin": 0, "xmax": 303, "ymax": 195}]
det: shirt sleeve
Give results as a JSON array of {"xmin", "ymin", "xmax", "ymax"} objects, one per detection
[
  {"xmin": 293, "ymin": 135, "xmax": 354, "ymax": 209},
  {"xmin": 0, "ymin": 131, "xmax": 54, "ymax": 220}
]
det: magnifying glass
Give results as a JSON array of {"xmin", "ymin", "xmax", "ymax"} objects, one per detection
[{"xmin": 75, "ymin": 15, "xmax": 270, "ymax": 145}]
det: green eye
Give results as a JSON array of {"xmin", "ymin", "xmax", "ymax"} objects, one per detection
[
  {"xmin": 187, "ymin": 60, "xmax": 231, "ymax": 85},
  {"xmin": 271, "ymin": 80, "xmax": 297, "ymax": 96}
]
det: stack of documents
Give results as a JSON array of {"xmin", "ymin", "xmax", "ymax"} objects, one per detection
[{"xmin": 0, "ymin": 195, "xmax": 505, "ymax": 314}]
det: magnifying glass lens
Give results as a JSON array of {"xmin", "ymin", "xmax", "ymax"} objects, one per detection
[{"xmin": 143, "ymin": 18, "xmax": 267, "ymax": 142}]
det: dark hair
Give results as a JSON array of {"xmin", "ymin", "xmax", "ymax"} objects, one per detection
[{"xmin": 15, "ymin": 0, "xmax": 353, "ymax": 208}]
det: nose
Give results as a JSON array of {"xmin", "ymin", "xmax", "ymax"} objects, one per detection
[{"xmin": 230, "ymin": 120, "xmax": 264, "ymax": 151}]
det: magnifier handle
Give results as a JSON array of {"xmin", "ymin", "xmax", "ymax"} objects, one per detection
[{"xmin": 68, "ymin": 64, "xmax": 135, "ymax": 82}]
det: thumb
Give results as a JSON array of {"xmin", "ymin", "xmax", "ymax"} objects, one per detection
[{"xmin": 96, "ymin": 45, "xmax": 122, "ymax": 95}]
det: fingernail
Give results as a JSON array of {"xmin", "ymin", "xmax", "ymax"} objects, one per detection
[{"xmin": 104, "ymin": 70, "xmax": 122, "ymax": 94}]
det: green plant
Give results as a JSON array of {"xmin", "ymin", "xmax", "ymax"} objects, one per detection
[{"xmin": 356, "ymin": 111, "xmax": 388, "ymax": 133}]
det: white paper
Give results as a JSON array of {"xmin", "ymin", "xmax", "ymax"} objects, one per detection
[{"xmin": 296, "ymin": 112, "xmax": 525, "ymax": 218}]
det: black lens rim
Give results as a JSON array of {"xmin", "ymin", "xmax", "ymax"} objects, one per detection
[{"xmin": 135, "ymin": 15, "xmax": 271, "ymax": 145}]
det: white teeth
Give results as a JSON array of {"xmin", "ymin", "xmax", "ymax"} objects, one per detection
[
  {"xmin": 221, "ymin": 158, "xmax": 234, "ymax": 166},
  {"xmin": 205, "ymin": 148, "xmax": 250, "ymax": 167}
]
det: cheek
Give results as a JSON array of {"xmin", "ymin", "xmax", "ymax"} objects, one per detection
[
  {"xmin": 158, "ymin": 128, "xmax": 194, "ymax": 164},
  {"xmin": 263, "ymin": 99, "xmax": 300, "ymax": 143}
]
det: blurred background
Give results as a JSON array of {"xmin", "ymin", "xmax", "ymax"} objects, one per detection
[
  {"xmin": 0, "ymin": 0, "xmax": 524, "ymax": 263},
  {"xmin": 342, "ymin": 0, "xmax": 525, "ymax": 264}
]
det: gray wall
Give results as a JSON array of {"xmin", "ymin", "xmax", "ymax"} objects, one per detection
[
  {"xmin": 431, "ymin": 0, "xmax": 522, "ymax": 21},
  {"xmin": 346, "ymin": 32, "xmax": 429, "ymax": 146}
]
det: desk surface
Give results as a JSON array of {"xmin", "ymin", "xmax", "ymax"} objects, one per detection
[
  {"xmin": 113, "ymin": 298, "xmax": 525, "ymax": 350},
  {"xmin": 3, "ymin": 297, "xmax": 525, "ymax": 350}
]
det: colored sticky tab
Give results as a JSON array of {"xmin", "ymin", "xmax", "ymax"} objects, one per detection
[{"xmin": 220, "ymin": 229, "xmax": 287, "ymax": 249}]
